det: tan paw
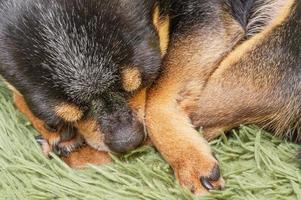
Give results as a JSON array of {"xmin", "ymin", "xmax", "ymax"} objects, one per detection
[{"xmin": 174, "ymin": 153, "xmax": 224, "ymax": 195}]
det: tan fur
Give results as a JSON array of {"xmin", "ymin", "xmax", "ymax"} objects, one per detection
[
  {"xmin": 5, "ymin": 1, "xmax": 299, "ymax": 195},
  {"xmin": 75, "ymin": 119, "xmax": 110, "ymax": 152},
  {"xmin": 14, "ymin": 92, "xmax": 84, "ymax": 154},
  {"xmin": 157, "ymin": 16, "xmax": 170, "ymax": 56},
  {"xmin": 121, "ymin": 67, "xmax": 142, "ymax": 92},
  {"xmin": 152, "ymin": 5, "xmax": 170, "ymax": 56},
  {"xmin": 146, "ymin": 87, "xmax": 224, "ymax": 194},
  {"xmin": 62, "ymin": 146, "xmax": 111, "ymax": 169},
  {"xmin": 128, "ymin": 89, "xmax": 147, "ymax": 122},
  {"xmin": 152, "ymin": 6, "xmax": 160, "ymax": 31},
  {"xmin": 9, "ymin": 70, "xmax": 150, "ymax": 168},
  {"xmin": 10, "ymin": 0, "xmax": 296, "ymax": 182},
  {"xmin": 55, "ymin": 103, "xmax": 83, "ymax": 122},
  {"xmin": 52, "ymin": 88, "xmax": 149, "ymax": 168}
]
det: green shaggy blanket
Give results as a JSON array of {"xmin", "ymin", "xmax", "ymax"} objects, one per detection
[{"xmin": 0, "ymin": 81, "xmax": 300, "ymax": 200}]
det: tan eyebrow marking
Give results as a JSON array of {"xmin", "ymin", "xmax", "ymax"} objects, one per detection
[
  {"xmin": 55, "ymin": 103, "xmax": 83, "ymax": 122},
  {"xmin": 121, "ymin": 67, "xmax": 142, "ymax": 92}
]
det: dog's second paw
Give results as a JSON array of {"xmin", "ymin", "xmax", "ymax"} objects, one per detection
[
  {"xmin": 174, "ymin": 152, "xmax": 224, "ymax": 195},
  {"xmin": 35, "ymin": 132, "xmax": 84, "ymax": 157},
  {"xmin": 52, "ymin": 133, "xmax": 84, "ymax": 157}
]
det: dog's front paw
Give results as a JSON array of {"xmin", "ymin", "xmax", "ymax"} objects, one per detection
[
  {"xmin": 174, "ymin": 153, "xmax": 224, "ymax": 195},
  {"xmin": 35, "ymin": 131, "xmax": 84, "ymax": 157},
  {"xmin": 52, "ymin": 133, "xmax": 84, "ymax": 157}
]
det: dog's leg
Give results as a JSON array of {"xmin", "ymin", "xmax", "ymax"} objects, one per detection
[
  {"xmin": 146, "ymin": 83, "xmax": 225, "ymax": 194},
  {"xmin": 145, "ymin": 2, "xmax": 246, "ymax": 193},
  {"xmin": 13, "ymin": 92, "xmax": 83, "ymax": 156},
  {"xmin": 14, "ymin": 92, "xmax": 61, "ymax": 146}
]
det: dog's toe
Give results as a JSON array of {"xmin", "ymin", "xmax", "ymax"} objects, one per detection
[
  {"xmin": 35, "ymin": 135, "xmax": 45, "ymax": 145},
  {"xmin": 35, "ymin": 135, "xmax": 52, "ymax": 157},
  {"xmin": 52, "ymin": 144, "xmax": 70, "ymax": 157},
  {"xmin": 175, "ymin": 153, "xmax": 224, "ymax": 195},
  {"xmin": 53, "ymin": 133, "xmax": 85, "ymax": 157},
  {"xmin": 200, "ymin": 164, "xmax": 222, "ymax": 191}
]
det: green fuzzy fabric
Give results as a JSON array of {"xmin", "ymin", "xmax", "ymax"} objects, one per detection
[{"xmin": 0, "ymin": 81, "xmax": 300, "ymax": 200}]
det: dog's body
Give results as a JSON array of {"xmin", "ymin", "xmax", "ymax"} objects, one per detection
[{"xmin": 0, "ymin": 0, "xmax": 169, "ymax": 154}]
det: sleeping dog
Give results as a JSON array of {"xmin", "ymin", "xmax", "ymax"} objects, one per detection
[
  {"xmin": 0, "ymin": 0, "xmax": 169, "ymax": 154},
  {"xmin": 1, "ymin": 0, "xmax": 301, "ymax": 196}
]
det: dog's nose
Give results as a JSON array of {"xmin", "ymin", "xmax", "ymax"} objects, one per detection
[{"xmin": 105, "ymin": 122, "xmax": 145, "ymax": 153}]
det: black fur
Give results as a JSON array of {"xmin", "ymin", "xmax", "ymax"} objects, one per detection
[
  {"xmin": 225, "ymin": 0, "xmax": 254, "ymax": 28},
  {"xmin": 0, "ymin": 0, "xmax": 162, "ymax": 152}
]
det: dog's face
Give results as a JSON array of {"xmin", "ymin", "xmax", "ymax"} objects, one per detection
[
  {"xmin": 0, "ymin": 0, "xmax": 169, "ymax": 153},
  {"xmin": 46, "ymin": 0, "xmax": 163, "ymax": 153}
]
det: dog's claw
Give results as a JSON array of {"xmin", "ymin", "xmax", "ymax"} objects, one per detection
[
  {"xmin": 35, "ymin": 135, "xmax": 45, "ymax": 145},
  {"xmin": 200, "ymin": 164, "xmax": 222, "ymax": 191},
  {"xmin": 52, "ymin": 145, "xmax": 70, "ymax": 157},
  {"xmin": 200, "ymin": 176, "xmax": 214, "ymax": 190},
  {"xmin": 35, "ymin": 135, "xmax": 52, "ymax": 158}
]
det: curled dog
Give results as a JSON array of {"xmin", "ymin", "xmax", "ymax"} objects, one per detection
[{"xmin": 1, "ymin": 0, "xmax": 301, "ymax": 196}]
